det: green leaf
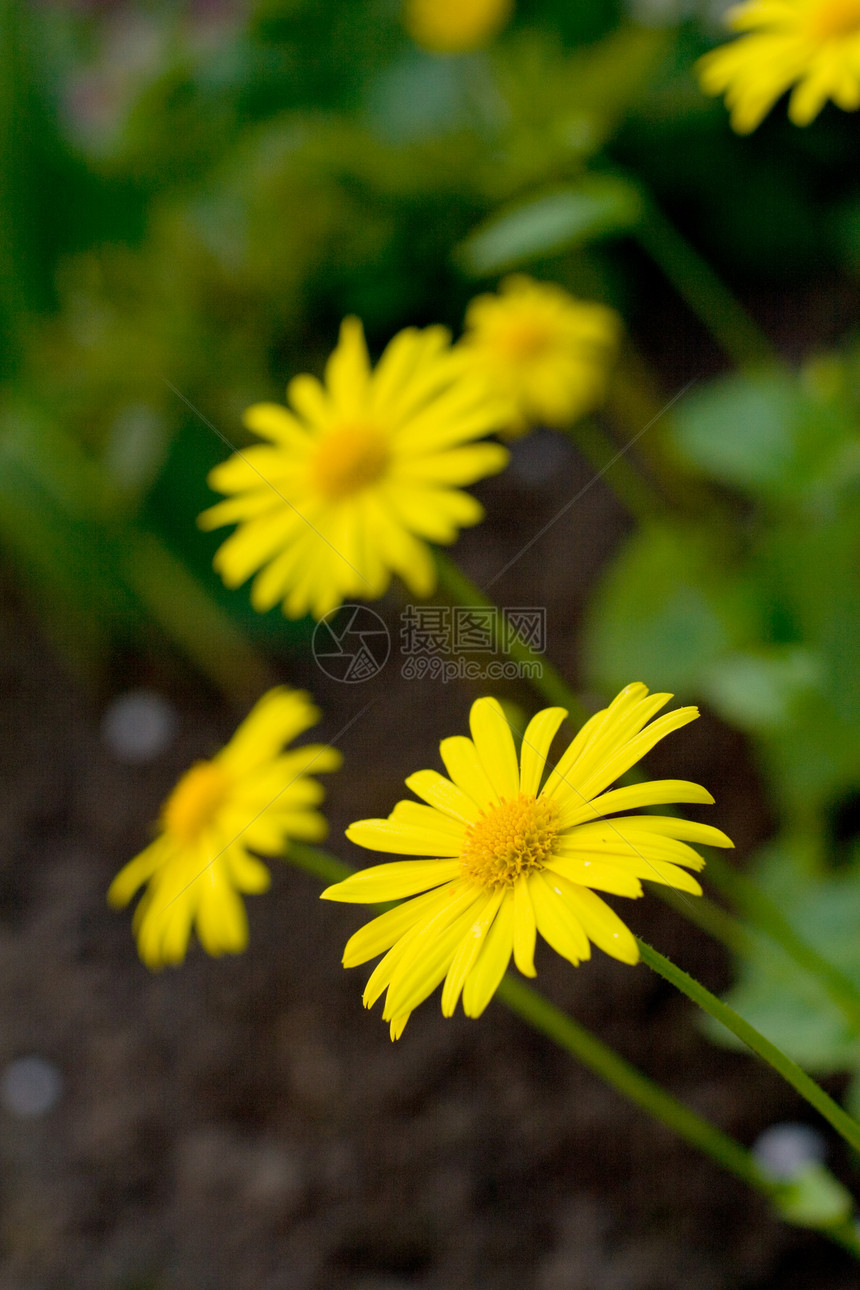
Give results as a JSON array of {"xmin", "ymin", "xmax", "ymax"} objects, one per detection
[
  {"xmin": 701, "ymin": 647, "xmax": 822, "ymax": 735},
  {"xmin": 704, "ymin": 842, "xmax": 860, "ymax": 1075},
  {"xmin": 583, "ymin": 522, "xmax": 754, "ymax": 695},
  {"xmin": 454, "ymin": 176, "xmax": 642, "ymax": 277},
  {"xmin": 668, "ymin": 364, "xmax": 859, "ymax": 506}
]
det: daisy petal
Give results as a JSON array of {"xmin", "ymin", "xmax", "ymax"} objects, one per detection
[
  {"xmin": 512, "ymin": 874, "xmax": 537, "ymax": 976},
  {"xmin": 345, "ymin": 817, "xmax": 463, "ymax": 857},
  {"xmin": 544, "ymin": 855, "xmax": 643, "ymax": 898},
  {"xmin": 405, "ymin": 769, "xmax": 481, "ymax": 824},
  {"xmin": 343, "ymin": 883, "xmax": 462, "ymax": 967},
  {"xmin": 470, "ymin": 697, "xmax": 520, "ymax": 799},
  {"xmin": 462, "ymin": 893, "xmax": 515, "ymax": 1018},
  {"xmin": 382, "ymin": 891, "xmax": 489, "ymax": 1020},
  {"xmin": 439, "ymin": 735, "xmax": 500, "ymax": 810},
  {"xmin": 519, "ymin": 706, "xmax": 567, "ymax": 798},
  {"xmin": 559, "ymin": 779, "xmax": 714, "ymax": 829},
  {"xmin": 566, "ymin": 884, "xmax": 640, "ymax": 964},
  {"xmin": 441, "ymin": 888, "xmax": 506, "ymax": 1016},
  {"xmin": 529, "ymin": 870, "xmax": 591, "ymax": 965},
  {"xmin": 321, "ymin": 859, "xmax": 461, "ymax": 903}
]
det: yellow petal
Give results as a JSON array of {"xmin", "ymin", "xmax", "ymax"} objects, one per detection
[
  {"xmin": 566, "ymin": 884, "xmax": 639, "ymax": 965},
  {"xmin": 439, "ymin": 735, "xmax": 500, "ymax": 810},
  {"xmin": 519, "ymin": 706, "xmax": 567, "ymax": 798},
  {"xmin": 404, "ymin": 768, "xmax": 481, "ymax": 824},
  {"xmin": 462, "ymin": 893, "xmax": 515, "ymax": 1018},
  {"xmin": 107, "ymin": 838, "xmax": 168, "ymax": 908},
  {"xmin": 543, "ymin": 855, "xmax": 643, "ymax": 898},
  {"xmin": 558, "ymin": 779, "xmax": 714, "ymax": 829},
  {"xmin": 512, "ymin": 873, "xmax": 537, "ymax": 976},
  {"xmin": 441, "ymin": 888, "xmax": 505, "ymax": 1017},
  {"xmin": 530, "ymin": 870, "xmax": 591, "ymax": 966},
  {"xmin": 321, "ymin": 858, "xmax": 461, "ymax": 903},
  {"xmin": 469, "ymin": 697, "xmax": 520, "ymax": 800},
  {"xmin": 345, "ymin": 817, "xmax": 463, "ymax": 857},
  {"xmin": 342, "ymin": 883, "xmax": 461, "ymax": 967},
  {"xmin": 382, "ymin": 889, "xmax": 487, "ymax": 1020}
]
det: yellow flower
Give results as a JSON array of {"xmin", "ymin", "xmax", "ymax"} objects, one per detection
[
  {"xmin": 404, "ymin": 0, "xmax": 513, "ymax": 54},
  {"xmin": 697, "ymin": 0, "xmax": 860, "ymax": 132},
  {"xmin": 322, "ymin": 684, "xmax": 732, "ymax": 1039},
  {"xmin": 457, "ymin": 276, "xmax": 621, "ymax": 437},
  {"xmin": 108, "ymin": 688, "xmax": 341, "ymax": 968},
  {"xmin": 199, "ymin": 318, "xmax": 510, "ymax": 621}
]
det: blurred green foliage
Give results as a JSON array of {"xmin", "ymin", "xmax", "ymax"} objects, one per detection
[{"xmin": 4, "ymin": 0, "xmax": 860, "ymax": 1089}]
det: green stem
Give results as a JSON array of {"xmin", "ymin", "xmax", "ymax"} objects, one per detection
[
  {"xmin": 634, "ymin": 197, "xmax": 777, "ymax": 370},
  {"xmin": 287, "ymin": 843, "xmax": 860, "ymax": 1255},
  {"xmin": 433, "ymin": 549, "xmax": 590, "ymax": 718},
  {"xmin": 287, "ymin": 840, "xmax": 353, "ymax": 887},
  {"xmin": 561, "ymin": 417, "xmax": 662, "ymax": 527},
  {"xmin": 638, "ymin": 939, "xmax": 860, "ymax": 1157},
  {"xmin": 496, "ymin": 973, "xmax": 766, "ymax": 1190}
]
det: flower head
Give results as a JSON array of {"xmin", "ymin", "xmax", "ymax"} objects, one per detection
[
  {"xmin": 199, "ymin": 318, "xmax": 510, "ymax": 620},
  {"xmin": 322, "ymin": 684, "xmax": 732, "ymax": 1039},
  {"xmin": 697, "ymin": 0, "xmax": 860, "ymax": 132},
  {"xmin": 457, "ymin": 276, "xmax": 621, "ymax": 437},
  {"xmin": 108, "ymin": 688, "xmax": 341, "ymax": 968},
  {"xmin": 404, "ymin": 0, "xmax": 513, "ymax": 54}
]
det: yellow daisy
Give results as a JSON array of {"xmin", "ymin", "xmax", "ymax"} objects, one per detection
[
  {"xmin": 108, "ymin": 687, "xmax": 341, "ymax": 968},
  {"xmin": 322, "ymin": 684, "xmax": 733, "ymax": 1039},
  {"xmin": 697, "ymin": 0, "xmax": 860, "ymax": 132},
  {"xmin": 457, "ymin": 276, "xmax": 621, "ymax": 437},
  {"xmin": 403, "ymin": 0, "xmax": 513, "ymax": 54},
  {"xmin": 199, "ymin": 318, "xmax": 510, "ymax": 621}
]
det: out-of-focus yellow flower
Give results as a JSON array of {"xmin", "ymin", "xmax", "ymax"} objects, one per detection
[
  {"xmin": 404, "ymin": 0, "xmax": 513, "ymax": 54},
  {"xmin": 457, "ymin": 276, "xmax": 621, "ymax": 437},
  {"xmin": 199, "ymin": 318, "xmax": 509, "ymax": 621},
  {"xmin": 697, "ymin": 0, "xmax": 860, "ymax": 132},
  {"xmin": 322, "ymin": 684, "xmax": 732, "ymax": 1039},
  {"xmin": 108, "ymin": 688, "xmax": 341, "ymax": 968}
]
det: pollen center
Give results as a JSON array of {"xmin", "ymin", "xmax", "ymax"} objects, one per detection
[
  {"xmin": 494, "ymin": 318, "xmax": 552, "ymax": 362},
  {"xmin": 809, "ymin": 0, "xmax": 860, "ymax": 39},
  {"xmin": 460, "ymin": 793, "xmax": 560, "ymax": 888},
  {"xmin": 313, "ymin": 424, "xmax": 390, "ymax": 500},
  {"xmin": 162, "ymin": 760, "xmax": 231, "ymax": 845}
]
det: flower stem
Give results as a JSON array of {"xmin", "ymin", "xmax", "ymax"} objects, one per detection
[
  {"xmin": 638, "ymin": 939, "xmax": 860, "ymax": 1157},
  {"xmin": 433, "ymin": 548, "xmax": 590, "ymax": 719},
  {"xmin": 287, "ymin": 839, "xmax": 353, "ymax": 886},
  {"xmin": 287, "ymin": 841, "xmax": 860, "ymax": 1255},
  {"xmin": 634, "ymin": 196, "xmax": 777, "ymax": 370},
  {"xmin": 560, "ymin": 417, "xmax": 662, "ymax": 527},
  {"xmin": 495, "ymin": 973, "xmax": 765, "ymax": 1189}
]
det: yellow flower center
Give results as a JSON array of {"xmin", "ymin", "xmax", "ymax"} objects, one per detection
[
  {"xmin": 460, "ymin": 793, "xmax": 561, "ymax": 888},
  {"xmin": 494, "ymin": 317, "xmax": 553, "ymax": 363},
  {"xmin": 162, "ymin": 760, "xmax": 230, "ymax": 845},
  {"xmin": 313, "ymin": 424, "xmax": 390, "ymax": 500},
  {"xmin": 809, "ymin": 0, "xmax": 860, "ymax": 40}
]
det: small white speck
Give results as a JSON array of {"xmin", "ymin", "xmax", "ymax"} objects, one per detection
[
  {"xmin": 101, "ymin": 690, "xmax": 178, "ymax": 764},
  {"xmin": 753, "ymin": 1122, "xmax": 827, "ymax": 1181},
  {"xmin": 1, "ymin": 1056, "xmax": 63, "ymax": 1118}
]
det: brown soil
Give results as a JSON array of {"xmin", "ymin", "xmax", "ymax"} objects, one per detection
[{"xmin": 1, "ymin": 428, "xmax": 857, "ymax": 1289}]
